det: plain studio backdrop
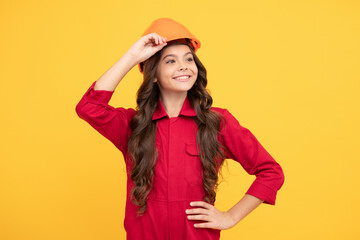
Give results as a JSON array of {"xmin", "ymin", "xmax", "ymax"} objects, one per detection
[{"xmin": 0, "ymin": 0, "xmax": 359, "ymax": 239}]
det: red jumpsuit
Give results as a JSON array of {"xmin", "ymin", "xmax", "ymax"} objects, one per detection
[{"xmin": 75, "ymin": 81, "xmax": 285, "ymax": 240}]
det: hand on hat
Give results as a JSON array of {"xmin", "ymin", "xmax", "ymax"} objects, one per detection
[{"xmin": 126, "ymin": 33, "xmax": 168, "ymax": 65}]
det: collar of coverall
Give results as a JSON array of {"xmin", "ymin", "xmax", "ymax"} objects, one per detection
[{"xmin": 152, "ymin": 95, "xmax": 197, "ymax": 120}]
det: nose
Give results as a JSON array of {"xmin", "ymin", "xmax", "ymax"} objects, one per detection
[{"xmin": 179, "ymin": 62, "xmax": 188, "ymax": 71}]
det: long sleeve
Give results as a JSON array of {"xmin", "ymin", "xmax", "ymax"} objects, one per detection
[
  {"xmin": 219, "ymin": 109, "xmax": 285, "ymax": 205},
  {"xmin": 75, "ymin": 81, "xmax": 136, "ymax": 153}
]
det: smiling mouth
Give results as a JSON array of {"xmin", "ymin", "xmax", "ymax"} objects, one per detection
[{"xmin": 173, "ymin": 75, "xmax": 191, "ymax": 81}]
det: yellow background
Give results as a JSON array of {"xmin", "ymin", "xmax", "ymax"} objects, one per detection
[{"xmin": 1, "ymin": 0, "xmax": 359, "ymax": 239}]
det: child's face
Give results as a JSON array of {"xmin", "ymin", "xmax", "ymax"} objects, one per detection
[{"xmin": 155, "ymin": 44, "xmax": 198, "ymax": 95}]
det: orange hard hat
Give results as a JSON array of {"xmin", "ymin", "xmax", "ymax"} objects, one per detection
[{"xmin": 138, "ymin": 18, "xmax": 201, "ymax": 73}]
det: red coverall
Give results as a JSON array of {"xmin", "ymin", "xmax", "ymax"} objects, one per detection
[{"xmin": 75, "ymin": 81, "xmax": 285, "ymax": 240}]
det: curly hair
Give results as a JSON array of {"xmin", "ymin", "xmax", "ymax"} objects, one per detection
[{"xmin": 127, "ymin": 41, "xmax": 227, "ymax": 216}]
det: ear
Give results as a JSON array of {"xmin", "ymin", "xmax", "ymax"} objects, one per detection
[{"xmin": 153, "ymin": 77, "xmax": 158, "ymax": 83}]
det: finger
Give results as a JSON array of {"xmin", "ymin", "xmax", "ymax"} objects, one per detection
[
  {"xmin": 158, "ymin": 36, "xmax": 164, "ymax": 45},
  {"xmin": 154, "ymin": 42, "xmax": 167, "ymax": 52},
  {"xmin": 143, "ymin": 34, "xmax": 157, "ymax": 45},
  {"xmin": 150, "ymin": 33, "xmax": 167, "ymax": 45},
  {"xmin": 194, "ymin": 222, "xmax": 214, "ymax": 229},
  {"xmin": 190, "ymin": 201, "xmax": 212, "ymax": 209},
  {"xmin": 187, "ymin": 214, "xmax": 210, "ymax": 221},
  {"xmin": 147, "ymin": 33, "xmax": 158, "ymax": 44},
  {"xmin": 186, "ymin": 208, "xmax": 209, "ymax": 215},
  {"xmin": 142, "ymin": 35, "xmax": 152, "ymax": 44}
]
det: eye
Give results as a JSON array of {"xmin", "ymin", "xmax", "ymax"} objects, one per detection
[{"xmin": 166, "ymin": 58, "xmax": 193, "ymax": 64}]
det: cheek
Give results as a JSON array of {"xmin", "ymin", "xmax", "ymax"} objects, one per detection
[
  {"xmin": 193, "ymin": 68, "xmax": 198, "ymax": 77},
  {"xmin": 191, "ymin": 64, "xmax": 198, "ymax": 73}
]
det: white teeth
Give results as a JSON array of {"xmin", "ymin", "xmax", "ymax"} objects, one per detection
[{"xmin": 174, "ymin": 76, "xmax": 190, "ymax": 80}]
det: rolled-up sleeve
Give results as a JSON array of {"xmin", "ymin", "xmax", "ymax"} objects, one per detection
[
  {"xmin": 219, "ymin": 109, "xmax": 285, "ymax": 205},
  {"xmin": 75, "ymin": 81, "xmax": 135, "ymax": 153}
]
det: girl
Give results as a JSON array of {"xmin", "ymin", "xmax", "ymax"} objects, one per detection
[{"xmin": 76, "ymin": 18, "xmax": 284, "ymax": 240}]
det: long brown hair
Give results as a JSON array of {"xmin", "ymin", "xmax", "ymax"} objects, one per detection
[{"xmin": 127, "ymin": 42, "xmax": 227, "ymax": 216}]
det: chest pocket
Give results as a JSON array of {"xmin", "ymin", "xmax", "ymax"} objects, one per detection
[{"xmin": 184, "ymin": 143, "xmax": 203, "ymax": 186}]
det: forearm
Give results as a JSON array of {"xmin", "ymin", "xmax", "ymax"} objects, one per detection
[
  {"xmin": 94, "ymin": 51, "xmax": 139, "ymax": 91},
  {"xmin": 227, "ymin": 194, "xmax": 264, "ymax": 226}
]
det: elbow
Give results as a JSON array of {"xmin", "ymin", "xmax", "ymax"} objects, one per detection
[
  {"xmin": 75, "ymin": 100, "xmax": 85, "ymax": 119},
  {"xmin": 276, "ymin": 165, "xmax": 285, "ymax": 190}
]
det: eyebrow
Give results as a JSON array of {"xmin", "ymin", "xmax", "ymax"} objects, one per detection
[{"xmin": 162, "ymin": 52, "xmax": 192, "ymax": 61}]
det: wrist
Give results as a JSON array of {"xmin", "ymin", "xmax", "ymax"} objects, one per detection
[
  {"xmin": 226, "ymin": 210, "xmax": 238, "ymax": 228},
  {"xmin": 123, "ymin": 51, "xmax": 141, "ymax": 68}
]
